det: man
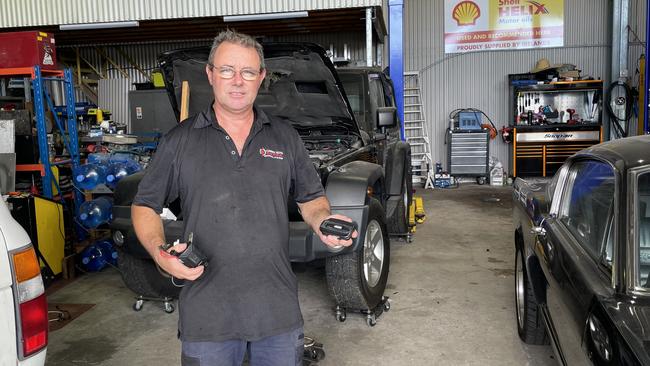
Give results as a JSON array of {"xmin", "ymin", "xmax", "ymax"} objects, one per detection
[{"xmin": 131, "ymin": 30, "xmax": 356, "ymax": 366}]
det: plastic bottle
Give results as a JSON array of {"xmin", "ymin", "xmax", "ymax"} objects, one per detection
[
  {"xmin": 78, "ymin": 196, "xmax": 113, "ymax": 228},
  {"xmin": 73, "ymin": 163, "xmax": 107, "ymax": 190},
  {"xmin": 87, "ymin": 153, "xmax": 110, "ymax": 165},
  {"xmin": 79, "ymin": 240, "xmax": 118, "ymax": 272},
  {"xmin": 490, "ymin": 166, "xmax": 504, "ymax": 186},
  {"xmin": 105, "ymin": 158, "xmax": 141, "ymax": 188}
]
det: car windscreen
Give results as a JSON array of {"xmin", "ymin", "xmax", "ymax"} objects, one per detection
[
  {"xmin": 336, "ymin": 73, "xmax": 365, "ymax": 127},
  {"xmin": 637, "ymin": 170, "xmax": 650, "ymax": 288}
]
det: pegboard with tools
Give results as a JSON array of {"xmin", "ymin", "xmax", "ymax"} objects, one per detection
[{"xmin": 508, "ymin": 78, "xmax": 604, "ymax": 177}]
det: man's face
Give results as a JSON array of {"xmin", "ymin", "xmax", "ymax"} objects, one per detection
[{"xmin": 206, "ymin": 42, "xmax": 266, "ymax": 115}]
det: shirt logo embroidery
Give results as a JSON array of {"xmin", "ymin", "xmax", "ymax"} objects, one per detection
[{"xmin": 259, "ymin": 147, "xmax": 284, "ymax": 160}]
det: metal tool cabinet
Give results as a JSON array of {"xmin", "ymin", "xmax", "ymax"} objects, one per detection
[{"xmin": 447, "ymin": 129, "xmax": 489, "ymax": 183}]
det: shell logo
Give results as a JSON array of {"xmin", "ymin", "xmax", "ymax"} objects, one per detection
[{"xmin": 452, "ymin": 1, "xmax": 481, "ymax": 26}]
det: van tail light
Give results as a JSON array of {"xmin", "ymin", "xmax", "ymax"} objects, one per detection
[{"xmin": 11, "ymin": 245, "xmax": 48, "ymax": 357}]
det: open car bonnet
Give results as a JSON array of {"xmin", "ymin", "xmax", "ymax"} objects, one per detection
[{"xmin": 158, "ymin": 42, "xmax": 359, "ymax": 135}]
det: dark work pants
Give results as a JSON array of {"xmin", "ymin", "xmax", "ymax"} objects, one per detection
[{"xmin": 181, "ymin": 327, "xmax": 304, "ymax": 366}]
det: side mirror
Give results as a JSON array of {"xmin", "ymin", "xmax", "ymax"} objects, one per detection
[{"xmin": 377, "ymin": 107, "xmax": 397, "ymax": 130}]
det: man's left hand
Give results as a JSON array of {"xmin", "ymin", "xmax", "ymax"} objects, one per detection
[{"xmin": 317, "ymin": 214, "xmax": 359, "ymax": 249}]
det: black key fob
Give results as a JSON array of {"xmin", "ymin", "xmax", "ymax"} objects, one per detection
[
  {"xmin": 165, "ymin": 233, "xmax": 208, "ymax": 268},
  {"xmin": 320, "ymin": 218, "xmax": 357, "ymax": 240}
]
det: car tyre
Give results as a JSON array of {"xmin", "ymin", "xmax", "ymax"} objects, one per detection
[
  {"xmin": 326, "ymin": 198, "xmax": 390, "ymax": 310},
  {"xmin": 117, "ymin": 249, "xmax": 181, "ymax": 299},
  {"xmin": 515, "ymin": 244, "xmax": 549, "ymax": 345},
  {"xmin": 389, "ymin": 170, "xmax": 413, "ymax": 234}
]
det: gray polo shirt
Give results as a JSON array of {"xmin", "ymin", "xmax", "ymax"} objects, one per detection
[{"xmin": 133, "ymin": 104, "xmax": 325, "ymax": 342}]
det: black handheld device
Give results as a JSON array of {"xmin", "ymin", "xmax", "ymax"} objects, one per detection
[
  {"xmin": 319, "ymin": 218, "xmax": 357, "ymax": 240},
  {"xmin": 160, "ymin": 232, "xmax": 208, "ymax": 268}
]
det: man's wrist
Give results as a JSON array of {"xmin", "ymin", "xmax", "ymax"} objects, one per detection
[{"xmin": 149, "ymin": 241, "xmax": 167, "ymax": 262}]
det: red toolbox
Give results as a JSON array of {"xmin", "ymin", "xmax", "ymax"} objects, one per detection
[{"xmin": 0, "ymin": 31, "xmax": 57, "ymax": 70}]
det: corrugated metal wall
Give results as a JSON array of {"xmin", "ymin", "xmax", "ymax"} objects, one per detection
[
  {"xmin": 270, "ymin": 31, "xmax": 373, "ymax": 66},
  {"xmin": 76, "ymin": 40, "xmax": 212, "ymax": 83},
  {"xmin": 98, "ymin": 78, "xmax": 131, "ymax": 130},
  {"xmin": 0, "ymin": 0, "xmax": 382, "ymax": 27},
  {"xmin": 404, "ymin": 0, "xmax": 645, "ymax": 175},
  {"xmin": 76, "ymin": 34, "xmax": 371, "ymax": 128}
]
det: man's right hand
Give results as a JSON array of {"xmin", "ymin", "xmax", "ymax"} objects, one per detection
[{"xmin": 154, "ymin": 242, "xmax": 205, "ymax": 280}]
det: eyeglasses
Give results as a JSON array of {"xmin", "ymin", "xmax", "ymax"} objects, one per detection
[{"xmin": 208, "ymin": 64, "xmax": 261, "ymax": 81}]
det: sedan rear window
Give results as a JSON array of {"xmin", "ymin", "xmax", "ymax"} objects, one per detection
[{"xmin": 559, "ymin": 160, "xmax": 615, "ymax": 261}]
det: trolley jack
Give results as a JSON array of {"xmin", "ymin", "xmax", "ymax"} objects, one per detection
[{"xmin": 335, "ymin": 296, "xmax": 390, "ymax": 327}]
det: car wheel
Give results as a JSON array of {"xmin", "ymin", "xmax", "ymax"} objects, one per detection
[
  {"xmin": 389, "ymin": 167, "xmax": 413, "ymax": 234},
  {"xmin": 117, "ymin": 249, "xmax": 182, "ymax": 299},
  {"xmin": 326, "ymin": 198, "xmax": 390, "ymax": 310},
  {"xmin": 515, "ymin": 245, "xmax": 548, "ymax": 344}
]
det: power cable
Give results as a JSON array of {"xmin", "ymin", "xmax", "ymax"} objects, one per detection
[{"xmin": 606, "ymin": 81, "xmax": 634, "ymax": 138}]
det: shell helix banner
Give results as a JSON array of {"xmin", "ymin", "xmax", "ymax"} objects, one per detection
[{"xmin": 444, "ymin": 0, "xmax": 564, "ymax": 54}]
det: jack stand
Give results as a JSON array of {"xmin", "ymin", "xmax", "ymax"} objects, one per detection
[
  {"xmin": 132, "ymin": 295, "xmax": 175, "ymax": 314},
  {"xmin": 303, "ymin": 336, "xmax": 325, "ymax": 364},
  {"xmin": 335, "ymin": 296, "xmax": 390, "ymax": 327}
]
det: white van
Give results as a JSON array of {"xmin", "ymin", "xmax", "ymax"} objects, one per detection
[{"xmin": 0, "ymin": 197, "xmax": 47, "ymax": 365}]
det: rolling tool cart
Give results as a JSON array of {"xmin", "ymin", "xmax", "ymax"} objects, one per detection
[
  {"xmin": 446, "ymin": 109, "xmax": 493, "ymax": 184},
  {"xmin": 447, "ymin": 130, "xmax": 489, "ymax": 184}
]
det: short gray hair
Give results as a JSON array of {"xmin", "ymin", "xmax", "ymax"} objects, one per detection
[{"xmin": 208, "ymin": 29, "xmax": 265, "ymax": 70}]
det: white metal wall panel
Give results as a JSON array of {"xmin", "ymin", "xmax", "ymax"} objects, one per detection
[
  {"xmin": 270, "ymin": 32, "xmax": 371, "ymax": 66},
  {"xmin": 98, "ymin": 78, "xmax": 133, "ymax": 130},
  {"xmin": 0, "ymin": 0, "xmax": 382, "ymax": 28},
  {"xmin": 403, "ymin": 0, "xmax": 630, "ymax": 175}
]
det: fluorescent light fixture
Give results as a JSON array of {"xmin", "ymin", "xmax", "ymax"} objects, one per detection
[
  {"xmin": 59, "ymin": 21, "xmax": 139, "ymax": 31},
  {"xmin": 223, "ymin": 11, "xmax": 308, "ymax": 22}
]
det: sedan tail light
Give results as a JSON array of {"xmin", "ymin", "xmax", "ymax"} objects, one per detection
[{"xmin": 11, "ymin": 245, "xmax": 48, "ymax": 357}]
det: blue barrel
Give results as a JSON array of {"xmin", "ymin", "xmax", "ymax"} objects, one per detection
[{"xmin": 78, "ymin": 196, "xmax": 113, "ymax": 228}]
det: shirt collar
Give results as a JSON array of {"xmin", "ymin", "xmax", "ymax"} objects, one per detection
[{"xmin": 193, "ymin": 102, "xmax": 271, "ymax": 129}]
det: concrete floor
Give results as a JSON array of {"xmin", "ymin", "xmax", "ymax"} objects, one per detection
[{"xmin": 45, "ymin": 185, "xmax": 557, "ymax": 366}]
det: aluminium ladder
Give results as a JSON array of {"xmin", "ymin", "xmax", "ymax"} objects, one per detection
[{"xmin": 403, "ymin": 71, "xmax": 432, "ymax": 186}]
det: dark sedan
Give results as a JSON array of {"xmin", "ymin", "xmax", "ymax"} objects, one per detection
[{"xmin": 512, "ymin": 135, "xmax": 650, "ymax": 365}]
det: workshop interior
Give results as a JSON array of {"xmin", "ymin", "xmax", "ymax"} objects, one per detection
[{"xmin": 0, "ymin": 1, "xmax": 649, "ymax": 365}]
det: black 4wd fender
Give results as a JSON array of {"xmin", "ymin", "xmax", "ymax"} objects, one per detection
[
  {"xmin": 384, "ymin": 141, "xmax": 411, "ymax": 197},
  {"xmin": 384, "ymin": 141, "xmax": 412, "ymax": 234},
  {"xmin": 322, "ymin": 161, "xmax": 384, "ymax": 254},
  {"xmin": 325, "ymin": 161, "xmax": 384, "ymax": 207}
]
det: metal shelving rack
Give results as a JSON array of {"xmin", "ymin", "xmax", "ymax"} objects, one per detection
[{"xmin": 0, "ymin": 66, "xmax": 83, "ymax": 214}]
